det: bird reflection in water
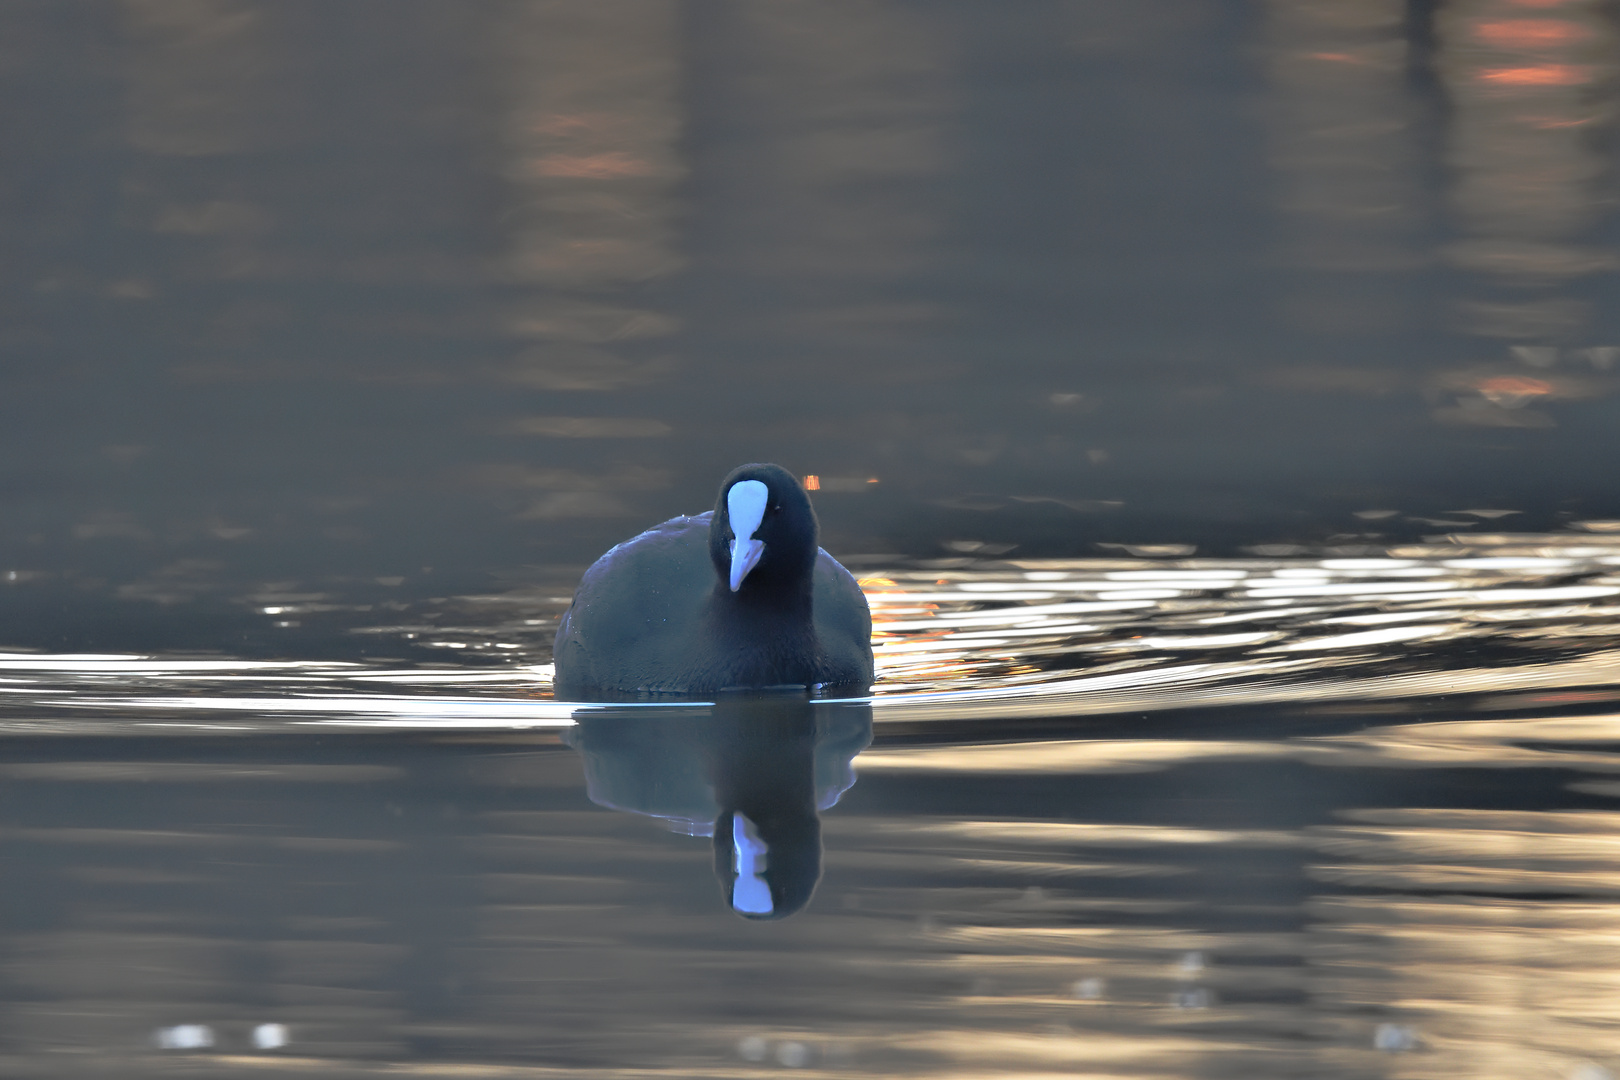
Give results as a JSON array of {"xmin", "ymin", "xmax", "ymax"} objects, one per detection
[{"xmin": 564, "ymin": 691, "xmax": 872, "ymax": 919}]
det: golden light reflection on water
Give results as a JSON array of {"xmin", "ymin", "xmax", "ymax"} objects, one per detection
[
  {"xmin": 809, "ymin": 707, "xmax": 1620, "ymax": 1080},
  {"xmin": 857, "ymin": 739, "xmax": 1297, "ymax": 776},
  {"xmin": 849, "ymin": 531, "xmax": 1620, "ymax": 721},
  {"xmin": 0, "ymin": 532, "xmax": 1616, "ymax": 731},
  {"xmin": 4, "ymin": 584, "xmax": 1620, "ymax": 1075},
  {"xmin": 13, "ymin": 749, "xmax": 1620, "ymax": 1078},
  {"xmin": 1307, "ymin": 801, "xmax": 1620, "ymax": 1080}
]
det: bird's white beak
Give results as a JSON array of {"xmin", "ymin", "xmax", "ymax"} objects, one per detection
[{"xmin": 727, "ymin": 480, "xmax": 768, "ymax": 592}]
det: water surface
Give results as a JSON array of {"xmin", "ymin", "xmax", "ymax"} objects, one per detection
[
  {"xmin": 3, "ymin": 2, "xmax": 1620, "ymax": 1077},
  {"xmin": 4, "ymin": 534, "xmax": 1620, "ymax": 1076}
]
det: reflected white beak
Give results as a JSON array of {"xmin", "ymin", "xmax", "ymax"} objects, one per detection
[
  {"xmin": 727, "ymin": 480, "xmax": 769, "ymax": 592},
  {"xmin": 732, "ymin": 812, "xmax": 773, "ymax": 915}
]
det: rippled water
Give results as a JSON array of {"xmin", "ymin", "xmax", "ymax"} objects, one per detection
[
  {"xmin": 5, "ymin": 532, "xmax": 1620, "ymax": 1076},
  {"xmin": 5, "ymin": 528, "xmax": 1618, "ymax": 724}
]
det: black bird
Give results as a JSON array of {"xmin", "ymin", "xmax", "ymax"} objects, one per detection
[{"xmin": 552, "ymin": 463, "xmax": 874, "ymax": 698}]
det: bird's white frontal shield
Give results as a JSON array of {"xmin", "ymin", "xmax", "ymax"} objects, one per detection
[{"xmin": 727, "ymin": 480, "xmax": 768, "ymax": 592}]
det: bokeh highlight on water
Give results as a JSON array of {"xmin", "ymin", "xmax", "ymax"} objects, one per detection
[{"xmin": 4, "ymin": 0, "xmax": 1620, "ymax": 1076}]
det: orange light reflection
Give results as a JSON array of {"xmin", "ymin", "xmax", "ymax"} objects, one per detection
[
  {"xmin": 852, "ymin": 534, "xmax": 1620, "ymax": 700},
  {"xmin": 1478, "ymin": 64, "xmax": 1590, "ymax": 86},
  {"xmin": 1475, "ymin": 19, "xmax": 1586, "ymax": 48}
]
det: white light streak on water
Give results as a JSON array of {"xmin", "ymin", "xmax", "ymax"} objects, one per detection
[{"xmin": 0, "ymin": 534, "xmax": 1611, "ymax": 731}]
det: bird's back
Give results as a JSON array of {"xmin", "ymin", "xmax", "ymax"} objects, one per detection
[
  {"xmin": 553, "ymin": 514, "xmax": 715, "ymax": 694},
  {"xmin": 808, "ymin": 549, "xmax": 875, "ymax": 691},
  {"xmin": 553, "ymin": 511, "xmax": 873, "ymax": 697}
]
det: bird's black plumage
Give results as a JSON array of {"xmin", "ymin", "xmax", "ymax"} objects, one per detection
[{"xmin": 552, "ymin": 464, "xmax": 874, "ymax": 698}]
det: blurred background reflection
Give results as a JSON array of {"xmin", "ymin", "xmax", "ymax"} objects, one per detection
[{"xmin": 2, "ymin": 0, "xmax": 1618, "ymax": 653}]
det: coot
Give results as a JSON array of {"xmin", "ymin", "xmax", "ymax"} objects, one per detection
[{"xmin": 552, "ymin": 464, "xmax": 874, "ymax": 697}]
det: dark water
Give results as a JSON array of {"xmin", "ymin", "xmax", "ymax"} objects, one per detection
[{"xmin": 4, "ymin": 2, "xmax": 1620, "ymax": 1076}]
